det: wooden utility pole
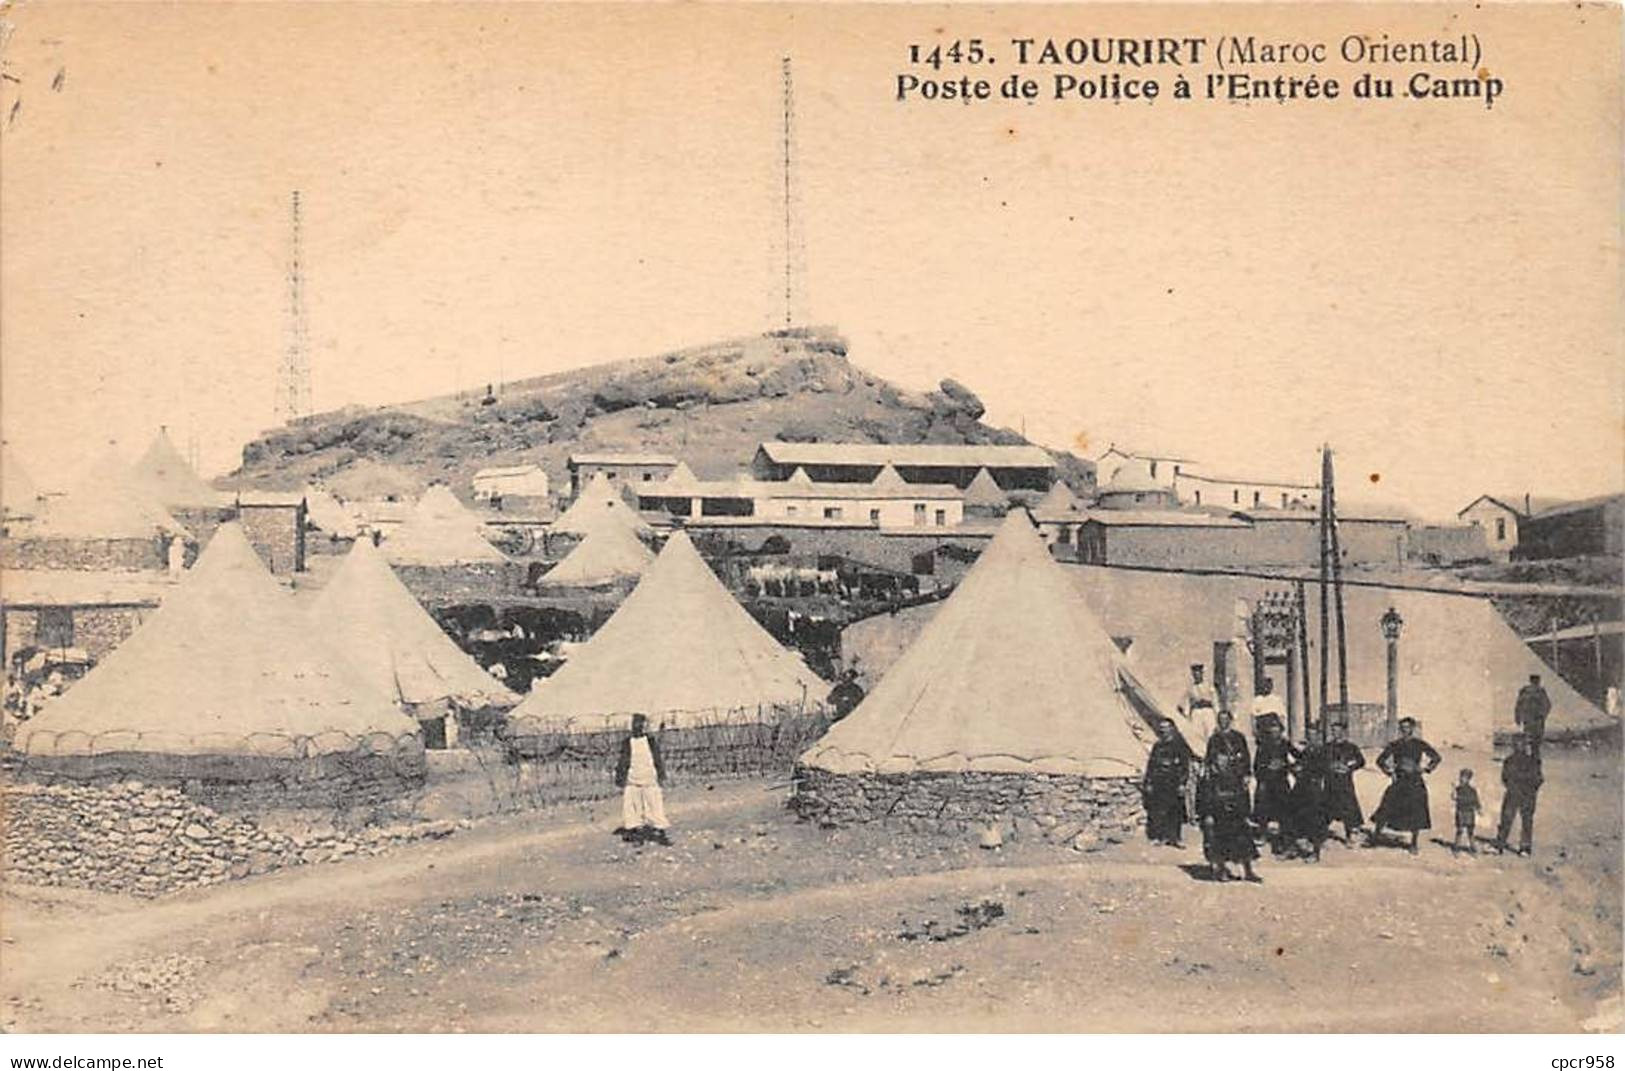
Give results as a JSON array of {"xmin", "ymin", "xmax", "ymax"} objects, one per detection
[
  {"xmin": 1295, "ymin": 578, "xmax": 1314, "ymax": 742},
  {"xmin": 1318, "ymin": 448, "xmax": 1331, "ymax": 724},
  {"xmin": 1324, "ymin": 447, "xmax": 1350, "ymax": 715}
]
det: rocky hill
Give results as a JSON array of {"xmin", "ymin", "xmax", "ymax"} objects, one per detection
[{"xmin": 230, "ymin": 327, "xmax": 1096, "ymax": 499}]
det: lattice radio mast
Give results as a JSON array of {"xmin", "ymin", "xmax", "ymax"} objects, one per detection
[
  {"xmin": 277, "ymin": 190, "xmax": 313, "ymax": 423},
  {"xmin": 781, "ymin": 55, "xmax": 796, "ymax": 328}
]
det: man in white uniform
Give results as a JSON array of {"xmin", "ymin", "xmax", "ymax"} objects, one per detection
[
  {"xmin": 615, "ymin": 714, "xmax": 671, "ymax": 845},
  {"xmin": 1181, "ymin": 663, "xmax": 1220, "ymax": 748}
]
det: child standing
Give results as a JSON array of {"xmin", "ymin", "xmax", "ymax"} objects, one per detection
[{"xmin": 1452, "ymin": 768, "xmax": 1481, "ymax": 854}]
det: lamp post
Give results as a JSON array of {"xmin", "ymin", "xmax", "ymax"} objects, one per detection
[{"xmin": 1380, "ymin": 606, "xmax": 1404, "ymax": 741}]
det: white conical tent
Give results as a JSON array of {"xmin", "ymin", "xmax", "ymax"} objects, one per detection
[
  {"xmin": 539, "ymin": 517, "xmax": 654, "ymax": 587},
  {"xmin": 384, "ymin": 485, "xmax": 507, "ymax": 565},
  {"xmin": 133, "ymin": 429, "xmax": 221, "ymax": 509},
  {"xmin": 303, "ymin": 485, "xmax": 359, "ymax": 539},
  {"xmin": 962, "ymin": 467, "xmax": 1008, "ymax": 510},
  {"xmin": 311, "ymin": 538, "xmax": 517, "ymax": 709},
  {"xmin": 510, "ymin": 529, "xmax": 824, "ymax": 732},
  {"xmin": 1034, "ymin": 482, "xmax": 1080, "ymax": 518},
  {"xmin": 17, "ymin": 524, "xmax": 417, "ymax": 758},
  {"xmin": 1069, "ymin": 567, "xmax": 1611, "ymax": 748},
  {"xmin": 801, "ymin": 511, "xmax": 1176, "ymax": 778},
  {"xmin": 552, "ymin": 473, "xmax": 653, "ymax": 537},
  {"xmin": 22, "ymin": 448, "xmax": 191, "ymax": 541}
]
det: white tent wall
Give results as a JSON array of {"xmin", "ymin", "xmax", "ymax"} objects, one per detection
[{"xmin": 1067, "ymin": 567, "xmax": 1610, "ymax": 750}]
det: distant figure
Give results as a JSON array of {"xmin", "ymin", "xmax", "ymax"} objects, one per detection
[
  {"xmin": 1606, "ymin": 685, "xmax": 1620, "ymax": 721},
  {"xmin": 1369, "ymin": 717, "xmax": 1442, "ymax": 854},
  {"xmin": 827, "ymin": 669, "xmax": 865, "ymax": 722},
  {"xmin": 1204, "ymin": 708, "xmax": 1251, "ymax": 783},
  {"xmin": 1322, "ymin": 722, "xmax": 1367, "ymax": 842},
  {"xmin": 1182, "ymin": 663, "xmax": 1219, "ymax": 748},
  {"xmin": 614, "ymin": 714, "xmax": 671, "ymax": 846},
  {"xmin": 1495, "ymin": 734, "xmax": 1544, "ymax": 857},
  {"xmin": 1252, "ymin": 716, "xmax": 1298, "ymax": 847},
  {"xmin": 1514, "ymin": 674, "xmax": 1551, "ymax": 755},
  {"xmin": 1197, "ymin": 752, "xmax": 1261, "ymax": 883},
  {"xmin": 1141, "ymin": 717, "xmax": 1193, "ymax": 847},
  {"xmin": 1451, "ymin": 769, "xmax": 1482, "ymax": 854}
]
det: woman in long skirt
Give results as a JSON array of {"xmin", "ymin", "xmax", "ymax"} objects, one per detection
[
  {"xmin": 1142, "ymin": 718, "xmax": 1194, "ymax": 847},
  {"xmin": 1197, "ymin": 753, "xmax": 1261, "ymax": 882},
  {"xmin": 1369, "ymin": 717, "xmax": 1442, "ymax": 854}
]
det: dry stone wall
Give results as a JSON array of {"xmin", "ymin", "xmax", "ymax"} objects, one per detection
[
  {"xmin": 791, "ymin": 767, "xmax": 1145, "ymax": 848},
  {"xmin": 2, "ymin": 781, "xmax": 461, "ymax": 898}
]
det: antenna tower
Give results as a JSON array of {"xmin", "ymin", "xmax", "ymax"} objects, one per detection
[
  {"xmin": 277, "ymin": 190, "xmax": 313, "ymax": 423},
  {"xmin": 781, "ymin": 56, "xmax": 796, "ymax": 328}
]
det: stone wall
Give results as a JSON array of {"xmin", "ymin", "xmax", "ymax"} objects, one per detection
[
  {"xmin": 21, "ymin": 746, "xmax": 427, "ymax": 811},
  {"xmin": 2, "ymin": 781, "xmax": 462, "ymax": 898},
  {"xmin": 3, "ymin": 606, "xmax": 152, "ymax": 662},
  {"xmin": 790, "ymin": 767, "xmax": 1145, "ymax": 847},
  {"xmin": 237, "ymin": 503, "xmax": 305, "ymax": 575},
  {"xmin": 0, "ymin": 538, "xmax": 167, "ymax": 572}
]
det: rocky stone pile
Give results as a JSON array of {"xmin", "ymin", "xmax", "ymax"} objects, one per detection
[
  {"xmin": 2, "ymin": 781, "xmax": 463, "ymax": 898},
  {"xmin": 791, "ymin": 768, "xmax": 1144, "ymax": 848}
]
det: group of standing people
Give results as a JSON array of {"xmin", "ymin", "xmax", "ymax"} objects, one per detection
[{"xmin": 1141, "ymin": 666, "xmax": 1555, "ymax": 880}]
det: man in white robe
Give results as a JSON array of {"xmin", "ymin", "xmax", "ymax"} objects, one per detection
[{"xmin": 615, "ymin": 714, "xmax": 671, "ymax": 845}]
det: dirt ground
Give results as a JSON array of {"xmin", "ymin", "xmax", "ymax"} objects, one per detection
[{"xmin": 2, "ymin": 744, "xmax": 1619, "ymax": 1033}]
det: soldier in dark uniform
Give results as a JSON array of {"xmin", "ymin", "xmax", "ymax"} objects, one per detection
[
  {"xmin": 1287, "ymin": 735, "xmax": 1332, "ymax": 861},
  {"xmin": 1369, "ymin": 717, "xmax": 1442, "ymax": 854},
  {"xmin": 1251, "ymin": 715, "xmax": 1298, "ymax": 850},
  {"xmin": 1494, "ymin": 733, "xmax": 1544, "ymax": 856},
  {"xmin": 1514, "ymin": 674, "xmax": 1551, "ymax": 757},
  {"xmin": 1196, "ymin": 752, "xmax": 1261, "ymax": 883},
  {"xmin": 1204, "ymin": 708, "xmax": 1251, "ymax": 781},
  {"xmin": 1322, "ymin": 722, "xmax": 1367, "ymax": 842},
  {"xmin": 1141, "ymin": 717, "xmax": 1194, "ymax": 847}
]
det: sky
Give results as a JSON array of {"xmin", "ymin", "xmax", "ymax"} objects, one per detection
[{"xmin": 1, "ymin": 3, "xmax": 1619, "ymax": 519}]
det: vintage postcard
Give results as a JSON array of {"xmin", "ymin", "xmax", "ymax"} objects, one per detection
[{"xmin": 0, "ymin": 0, "xmax": 1619, "ymax": 1045}]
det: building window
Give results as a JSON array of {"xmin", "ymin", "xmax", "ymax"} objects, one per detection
[
  {"xmin": 869, "ymin": 508, "xmax": 880, "ymax": 525},
  {"xmin": 1057, "ymin": 526, "xmax": 1072, "ymax": 545},
  {"xmin": 36, "ymin": 607, "xmax": 73, "ymax": 648},
  {"xmin": 606, "ymin": 470, "xmax": 618, "ymax": 480},
  {"xmin": 1174, "ymin": 464, "xmax": 1181, "ymax": 476},
  {"xmin": 913, "ymin": 503, "xmax": 927, "ymax": 525},
  {"xmin": 1194, "ymin": 490, "xmax": 1202, "ymax": 505},
  {"xmin": 1233, "ymin": 490, "xmax": 1240, "ymax": 504},
  {"xmin": 934, "ymin": 509, "xmax": 947, "ymax": 527},
  {"xmin": 1496, "ymin": 517, "xmax": 1507, "ymax": 541},
  {"xmin": 824, "ymin": 506, "xmax": 843, "ymax": 520},
  {"xmin": 1253, "ymin": 490, "xmax": 1262, "ymax": 507},
  {"xmin": 1281, "ymin": 492, "xmax": 1288, "ymax": 507},
  {"xmin": 642, "ymin": 473, "xmax": 653, "ymax": 481},
  {"xmin": 786, "ymin": 505, "xmax": 798, "ymax": 517},
  {"xmin": 1134, "ymin": 493, "xmax": 1145, "ymax": 504},
  {"xmin": 1149, "ymin": 461, "xmax": 1159, "ymax": 479}
]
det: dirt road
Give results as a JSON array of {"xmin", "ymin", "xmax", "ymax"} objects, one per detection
[{"xmin": 2, "ymin": 746, "xmax": 1618, "ymax": 1032}]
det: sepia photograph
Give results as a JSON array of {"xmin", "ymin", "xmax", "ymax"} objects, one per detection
[{"xmin": 0, "ymin": 0, "xmax": 1620, "ymax": 1051}]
